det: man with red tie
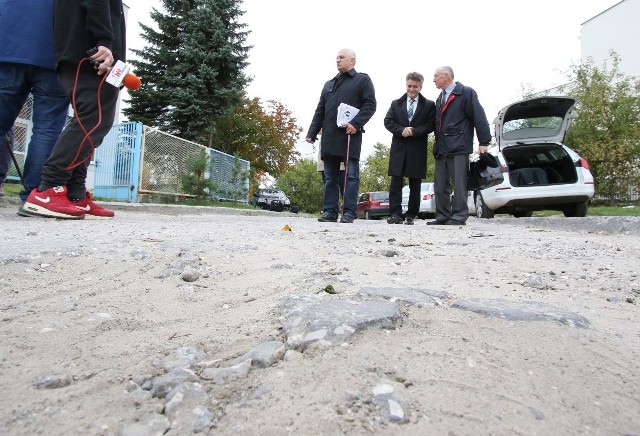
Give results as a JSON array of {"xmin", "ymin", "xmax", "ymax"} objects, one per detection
[{"xmin": 431, "ymin": 66, "xmax": 491, "ymax": 226}]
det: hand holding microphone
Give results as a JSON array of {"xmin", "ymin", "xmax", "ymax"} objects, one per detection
[
  {"xmin": 88, "ymin": 46, "xmax": 114, "ymax": 75},
  {"xmin": 87, "ymin": 47, "xmax": 141, "ymax": 91}
]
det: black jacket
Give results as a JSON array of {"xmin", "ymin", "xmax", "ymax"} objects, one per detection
[
  {"xmin": 434, "ymin": 81, "xmax": 491, "ymax": 156},
  {"xmin": 384, "ymin": 93, "xmax": 435, "ymax": 178},
  {"xmin": 307, "ymin": 68, "xmax": 376, "ymax": 161},
  {"xmin": 53, "ymin": 0, "xmax": 126, "ymax": 67}
]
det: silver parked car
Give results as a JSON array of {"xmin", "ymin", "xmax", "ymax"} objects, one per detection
[
  {"xmin": 401, "ymin": 182, "xmax": 475, "ymax": 218},
  {"xmin": 401, "ymin": 182, "xmax": 436, "ymax": 218},
  {"xmin": 473, "ymin": 96, "xmax": 595, "ymax": 219}
]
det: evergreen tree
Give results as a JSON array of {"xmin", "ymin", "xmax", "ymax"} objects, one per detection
[
  {"xmin": 227, "ymin": 153, "xmax": 250, "ymax": 203},
  {"xmin": 124, "ymin": 0, "xmax": 251, "ymax": 146},
  {"xmin": 181, "ymin": 149, "xmax": 217, "ymax": 198}
]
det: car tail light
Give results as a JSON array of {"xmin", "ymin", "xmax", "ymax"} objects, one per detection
[
  {"xmin": 577, "ymin": 158, "xmax": 591, "ymax": 170},
  {"xmin": 423, "ymin": 194, "xmax": 432, "ymax": 200}
]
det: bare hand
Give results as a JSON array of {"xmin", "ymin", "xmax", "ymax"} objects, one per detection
[
  {"xmin": 402, "ymin": 127, "xmax": 413, "ymax": 137},
  {"xmin": 344, "ymin": 123, "xmax": 357, "ymax": 135},
  {"xmin": 90, "ymin": 46, "xmax": 114, "ymax": 75}
]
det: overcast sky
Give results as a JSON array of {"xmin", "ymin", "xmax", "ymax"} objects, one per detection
[{"xmin": 125, "ymin": 0, "xmax": 621, "ymax": 160}]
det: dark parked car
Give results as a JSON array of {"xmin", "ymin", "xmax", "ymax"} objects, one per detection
[
  {"xmin": 252, "ymin": 188, "xmax": 291, "ymax": 211},
  {"xmin": 356, "ymin": 191, "xmax": 390, "ymax": 220}
]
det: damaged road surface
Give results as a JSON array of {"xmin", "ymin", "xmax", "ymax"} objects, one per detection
[{"xmin": 0, "ymin": 203, "xmax": 638, "ymax": 435}]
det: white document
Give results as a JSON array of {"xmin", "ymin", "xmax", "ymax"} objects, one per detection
[{"xmin": 336, "ymin": 103, "xmax": 360, "ymax": 127}]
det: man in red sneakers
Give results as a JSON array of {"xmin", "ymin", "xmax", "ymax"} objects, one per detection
[
  {"xmin": 23, "ymin": 187, "xmax": 113, "ymax": 219},
  {"xmin": 24, "ymin": 0, "xmax": 126, "ymax": 220}
]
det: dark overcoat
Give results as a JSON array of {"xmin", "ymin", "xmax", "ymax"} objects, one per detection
[
  {"xmin": 384, "ymin": 93, "xmax": 435, "ymax": 178},
  {"xmin": 307, "ymin": 68, "xmax": 376, "ymax": 161},
  {"xmin": 434, "ymin": 81, "xmax": 491, "ymax": 156}
]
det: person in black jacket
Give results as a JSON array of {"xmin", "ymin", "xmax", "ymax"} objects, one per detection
[
  {"xmin": 24, "ymin": 0, "xmax": 126, "ymax": 219},
  {"xmin": 430, "ymin": 66, "xmax": 491, "ymax": 226},
  {"xmin": 384, "ymin": 72, "xmax": 436, "ymax": 225},
  {"xmin": 306, "ymin": 48, "xmax": 376, "ymax": 223}
]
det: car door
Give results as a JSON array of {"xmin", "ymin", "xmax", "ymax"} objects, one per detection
[{"xmin": 356, "ymin": 193, "xmax": 369, "ymax": 218}]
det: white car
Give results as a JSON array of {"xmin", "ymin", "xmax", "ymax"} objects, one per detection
[
  {"xmin": 401, "ymin": 182, "xmax": 436, "ymax": 218},
  {"xmin": 473, "ymin": 96, "xmax": 595, "ymax": 219},
  {"xmin": 401, "ymin": 182, "xmax": 475, "ymax": 218}
]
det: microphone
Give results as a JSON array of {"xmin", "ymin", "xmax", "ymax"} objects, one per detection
[
  {"xmin": 121, "ymin": 72, "xmax": 142, "ymax": 90},
  {"xmin": 86, "ymin": 48, "xmax": 141, "ymax": 91},
  {"xmin": 104, "ymin": 61, "xmax": 141, "ymax": 90}
]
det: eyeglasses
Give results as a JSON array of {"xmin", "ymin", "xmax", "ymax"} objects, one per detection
[{"xmin": 433, "ymin": 73, "xmax": 446, "ymax": 78}]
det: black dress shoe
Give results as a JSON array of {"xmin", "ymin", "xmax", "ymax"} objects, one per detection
[
  {"xmin": 427, "ymin": 220, "xmax": 447, "ymax": 225},
  {"xmin": 318, "ymin": 213, "xmax": 338, "ymax": 222},
  {"xmin": 445, "ymin": 219, "xmax": 466, "ymax": 226},
  {"xmin": 386, "ymin": 214, "xmax": 404, "ymax": 224},
  {"xmin": 404, "ymin": 216, "xmax": 414, "ymax": 225}
]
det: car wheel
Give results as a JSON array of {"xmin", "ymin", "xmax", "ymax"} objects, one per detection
[
  {"xmin": 563, "ymin": 201, "xmax": 588, "ymax": 217},
  {"xmin": 475, "ymin": 193, "xmax": 494, "ymax": 219},
  {"xmin": 364, "ymin": 210, "xmax": 370, "ymax": 220},
  {"xmin": 513, "ymin": 211, "xmax": 533, "ymax": 218}
]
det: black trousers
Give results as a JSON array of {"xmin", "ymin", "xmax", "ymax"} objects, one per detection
[
  {"xmin": 389, "ymin": 175, "xmax": 421, "ymax": 218},
  {"xmin": 434, "ymin": 154, "xmax": 469, "ymax": 222},
  {"xmin": 40, "ymin": 61, "xmax": 120, "ymax": 199}
]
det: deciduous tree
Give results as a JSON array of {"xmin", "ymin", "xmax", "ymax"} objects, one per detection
[
  {"xmin": 275, "ymin": 158, "xmax": 323, "ymax": 213},
  {"xmin": 213, "ymin": 96, "xmax": 302, "ymax": 186},
  {"xmin": 359, "ymin": 142, "xmax": 391, "ymax": 192},
  {"xmin": 560, "ymin": 52, "xmax": 640, "ymax": 202}
]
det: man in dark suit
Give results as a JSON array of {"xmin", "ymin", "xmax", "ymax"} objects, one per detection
[{"xmin": 384, "ymin": 72, "xmax": 436, "ymax": 225}]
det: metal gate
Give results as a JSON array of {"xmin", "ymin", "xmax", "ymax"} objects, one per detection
[{"xmin": 93, "ymin": 122, "xmax": 142, "ymax": 202}]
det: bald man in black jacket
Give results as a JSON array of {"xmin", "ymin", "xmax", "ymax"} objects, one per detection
[{"xmin": 306, "ymin": 48, "xmax": 377, "ymax": 223}]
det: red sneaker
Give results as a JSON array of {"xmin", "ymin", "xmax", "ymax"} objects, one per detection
[
  {"xmin": 73, "ymin": 192, "xmax": 114, "ymax": 219},
  {"xmin": 23, "ymin": 186, "xmax": 85, "ymax": 219}
]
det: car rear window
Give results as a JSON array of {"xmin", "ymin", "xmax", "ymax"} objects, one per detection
[
  {"xmin": 260, "ymin": 190, "xmax": 282, "ymax": 196},
  {"xmin": 502, "ymin": 116, "xmax": 563, "ymax": 140},
  {"xmin": 371, "ymin": 192, "xmax": 389, "ymax": 201}
]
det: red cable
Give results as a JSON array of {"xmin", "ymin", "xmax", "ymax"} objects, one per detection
[{"xmin": 65, "ymin": 58, "xmax": 107, "ymax": 171}]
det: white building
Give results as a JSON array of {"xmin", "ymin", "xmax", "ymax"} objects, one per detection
[{"xmin": 581, "ymin": 0, "xmax": 640, "ymax": 78}]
